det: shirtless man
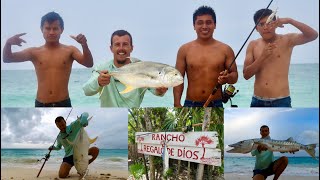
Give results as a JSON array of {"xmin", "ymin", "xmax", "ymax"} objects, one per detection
[
  {"xmin": 174, "ymin": 6, "xmax": 238, "ymax": 107},
  {"xmin": 3, "ymin": 11, "xmax": 93, "ymax": 107},
  {"xmin": 243, "ymin": 8, "xmax": 318, "ymax": 107}
]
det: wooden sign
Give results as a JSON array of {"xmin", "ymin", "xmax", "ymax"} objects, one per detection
[{"xmin": 136, "ymin": 132, "xmax": 221, "ymax": 166}]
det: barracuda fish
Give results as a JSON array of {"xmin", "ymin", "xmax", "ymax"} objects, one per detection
[
  {"xmin": 100, "ymin": 59, "xmax": 183, "ymax": 94},
  {"xmin": 266, "ymin": 7, "xmax": 279, "ymax": 24},
  {"xmin": 227, "ymin": 137, "xmax": 317, "ymax": 159},
  {"xmin": 66, "ymin": 116, "xmax": 98, "ymax": 179}
]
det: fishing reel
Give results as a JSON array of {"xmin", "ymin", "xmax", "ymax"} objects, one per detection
[
  {"xmin": 222, "ymin": 84, "xmax": 239, "ymax": 107},
  {"xmin": 37, "ymin": 153, "xmax": 50, "ymax": 162}
]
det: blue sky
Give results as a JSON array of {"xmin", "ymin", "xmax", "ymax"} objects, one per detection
[
  {"xmin": 1, "ymin": 0, "xmax": 319, "ymax": 70},
  {"xmin": 1, "ymin": 108, "xmax": 128, "ymax": 149},
  {"xmin": 224, "ymin": 108, "xmax": 319, "ymax": 157}
]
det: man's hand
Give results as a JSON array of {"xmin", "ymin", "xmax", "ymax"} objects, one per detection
[
  {"xmin": 7, "ymin": 33, "xmax": 27, "ymax": 46},
  {"xmin": 218, "ymin": 70, "xmax": 230, "ymax": 85},
  {"xmin": 261, "ymin": 42, "xmax": 277, "ymax": 60},
  {"xmin": 275, "ymin": 17, "xmax": 291, "ymax": 28},
  {"xmin": 257, "ymin": 144, "xmax": 268, "ymax": 153},
  {"xmin": 98, "ymin": 70, "xmax": 111, "ymax": 86},
  {"xmin": 70, "ymin": 34, "xmax": 88, "ymax": 46},
  {"xmin": 155, "ymin": 87, "xmax": 168, "ymax": 96}
]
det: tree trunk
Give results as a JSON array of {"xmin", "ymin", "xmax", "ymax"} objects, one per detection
[
  {"xmin": 145, "ymin": 108, "xmax": 155, "ymax": 180},
  {"xmin": 196, "ymin": 107, "xmax": 211, "ymax": 180}
]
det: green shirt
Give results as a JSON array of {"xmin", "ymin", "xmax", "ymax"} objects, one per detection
[
  {"xmin": 82, "ymin": 58, "xmax": 162, "ymax": 108},
  {"xmin": 53, "ymin": 112, "xmax": 89, "ymax": 157},
  {"xmin": 251, "ymin": 136, "xmax": 274, "ymax": 170}
]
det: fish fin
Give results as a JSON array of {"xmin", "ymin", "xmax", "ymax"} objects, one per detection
[
  {"xmin": 286, "ymin": 137, "xmax": 294, "ymax": 142},
  {"xmin": 305, "ymin": 144, "xmax": 317, "ymax": 159},
  {"xmin": 89, "ymin": 136, "xmax": 98, "ymax": 144},
  {"xmin": 99, "ymin": 86, "xmax": 105, "ymax": 98},
  {"xmin": 120, "ymin": 84, "xmax": 136, "ymax": 94}
]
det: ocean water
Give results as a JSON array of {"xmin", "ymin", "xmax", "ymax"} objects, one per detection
[
  {"xmin": 1, "ymin": 64, "xmax": 319, "ymax": 107},
  {"xmin": 1, "ymin": 148, "xmax": 128, "ymax": 170},
  {"xmin": 224, "ymin": 156, "xmax": 319, "ymax": 176}
]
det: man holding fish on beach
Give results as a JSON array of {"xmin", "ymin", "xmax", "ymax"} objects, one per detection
[
  {"xmin": 83, "ymin": 30, "xmax": 182, "ymax": 108},
  {"xmin": 251, "ymin": 125, "xmax": 296, "ymax": 180},
  {"xmin": 49, "ymin": 112, "xmax": 99, "ymax": 178},
  {"xmin": 173, "ymin": 6, "xmax": 238, "ymax": 107},
  {"xmin": 2, "ymin": 11, "xmax": 94, "ymax": 107},
  {"xmin": 243, "ymin": 8, "xmax": 318, "ymax": 107}
]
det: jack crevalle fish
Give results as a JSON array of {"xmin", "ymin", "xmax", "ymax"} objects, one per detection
[
  {"xmin": 227, "ymin": 137, "xmax": 317, "ymax": 159},
  {"xmin": 66, "ymin": 117, "xmax": 98, "ymax": 178},
  {"xmin": 107, "ymin": 60, "xmax": 183, "ymax": 94}
]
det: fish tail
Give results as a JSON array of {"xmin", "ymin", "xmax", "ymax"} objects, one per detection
[
  {"xmin": 304, "ymin": 144, "xmax": 317, "ymax": 159},
  {"xmin": 89, "ymin": 136, "xmax": 98, "ymax": 144}
]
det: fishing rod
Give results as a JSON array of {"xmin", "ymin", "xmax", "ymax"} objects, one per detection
[
  {"xmin": 36, "ymin": 107, "xmax": 73, "ymax": 178},
  {"xmin": 203, "ymin": 0, "xmax": 275, "ymax": 107}
]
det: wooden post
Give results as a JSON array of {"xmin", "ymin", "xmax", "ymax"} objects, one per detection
[{"xmin": 196, "ymin": 108, "xmax": 211, "ymax": 180}]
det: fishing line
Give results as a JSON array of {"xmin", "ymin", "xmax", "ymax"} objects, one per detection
[
  {"xmin": 36, "ymin": 107, "xmax": 73, "ymax": 178},
  {"xmin": 204, "ymin": 0, "xmax": 275, "ymax": 107}
]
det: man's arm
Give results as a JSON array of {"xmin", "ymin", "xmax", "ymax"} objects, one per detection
[
  {"xmin": 173, "ymin": 46, "xmax": 187, "ymax": 107},
  {"xmin": 49, "ymin": 138, "xmax": 62, "ymax": 151},
  {"xmin": 3, "ymin": 33, "xmax": 33, "ymax": 63},
  {"xmin": 276, "ymin": 18, "xmax": 318, "ymax": 46},
  {"xmin": 243, "ymin": 41, "xmax": 276, "ymax": 80},
  {"xmin": 70, "ymin": 112, "xmax": 90, "ymax": 130},
  {"xmin": 218, "ymin": 46, "xmax": 238, "ymax": 84},
  {"xmin": 82, "ymin": 68, "xmax": 104, "ymax": 96},
  {"xmin": 79, "ymin": 112, "xmax": 89, "ymax": 127},
  {"xmin": 70, "ymin": 34, "xmax": 94, "ymax": 67}
]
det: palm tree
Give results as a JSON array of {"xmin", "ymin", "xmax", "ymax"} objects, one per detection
[{"xmin": 195, "ymin": 136, "xmax": 213, "ymax": 159}]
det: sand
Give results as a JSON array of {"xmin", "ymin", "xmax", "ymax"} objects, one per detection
[
  {"xmin": 1, "ymin": 167, "xmax": 128, "ymax": 180},
  {"xmin": 224, "ymin": 173, "xmax": 319, "ymax": 180}
]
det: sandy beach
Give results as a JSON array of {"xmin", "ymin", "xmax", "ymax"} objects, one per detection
[
  {"xmin": 1, "ymin": 167, "xmax": 128, "ymax": 180},
  {"xmin": 224, "ymin": 173, "xmax": 319, "ymax": 180}
]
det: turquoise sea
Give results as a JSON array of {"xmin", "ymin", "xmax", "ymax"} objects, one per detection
[
  {"xmin": 1, "ymin": 148, "xmax": 128, "ymax": 170},
  {"xmin": 224, "ymin": 156, "xmax": 319, "ymax": 176},
  {"xmin": 1, "ymin": 64, "xmax": 319, "ymax": 107}
]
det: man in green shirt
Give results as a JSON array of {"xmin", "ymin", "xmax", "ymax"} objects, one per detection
[
  {"xmin": 251, "ymin": 125, "xmax": 291, "ymax": 180},
  {"xmin": 49, "ymin": 112, "xmax": 99, "ymax": 178},
  {"xmin": 82, "ymin": 30, "xmax": 168, "ymax": 107}
]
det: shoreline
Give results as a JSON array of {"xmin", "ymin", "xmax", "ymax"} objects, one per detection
[
  {"xmin": 224, "ymin": 173, "xmax": 319, "ymax": 180},
  {"xmin": 1, "ymin": 167, "xmax": 128, "ymax": 180}
]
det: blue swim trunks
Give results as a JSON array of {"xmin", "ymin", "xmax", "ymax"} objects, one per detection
[
  {"xmin": 35, "ymin": 98, "xmax": 72, "ymax": 107},
  {"xmin": 184, "ymin": 99, "xmax": 223, "ymax": 107},
  {"xmin": 250, "ymin": 95, "xmax": 291, "ymax": 107}
]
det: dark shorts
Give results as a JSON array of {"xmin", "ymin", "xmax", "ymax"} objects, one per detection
[
  {"xmin": 250, "ymin": 96, "xmax": 291, "ymax": 107},
  {"xmin": 63, "ymin": 155, "xmax": 74, "ymax": 166},
  {"xmin": 253, "ymin": 161, "xmax": 276, "ymax": 179},
  {"xmin": 183, "ymin": 99, "xmax": 223, "ymax": 107},
  {"xmin": 35, "ymin": 98, "xmax": 72, "ymax": 107}
]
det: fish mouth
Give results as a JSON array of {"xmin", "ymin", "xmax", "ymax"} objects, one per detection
[{"xmin": 228, "ymin": 143, "xmax": 240, "ymax": 148}]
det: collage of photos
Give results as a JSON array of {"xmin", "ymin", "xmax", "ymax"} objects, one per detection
[{"xmin": 1, "ymin": 0, "xmax": 319, "ymax": 180}]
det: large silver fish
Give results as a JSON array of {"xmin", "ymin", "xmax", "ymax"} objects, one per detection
[
  {"xmin": 107, "ymin": 61, "xmax": 183, "ymax": 94},
  {"xmin": 66, "ymin": 117, "xmax": 98, "ymax": 179},
  {"xmin": 227, "ymin": 137, "xmax": 317, "ymax": 159}
]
